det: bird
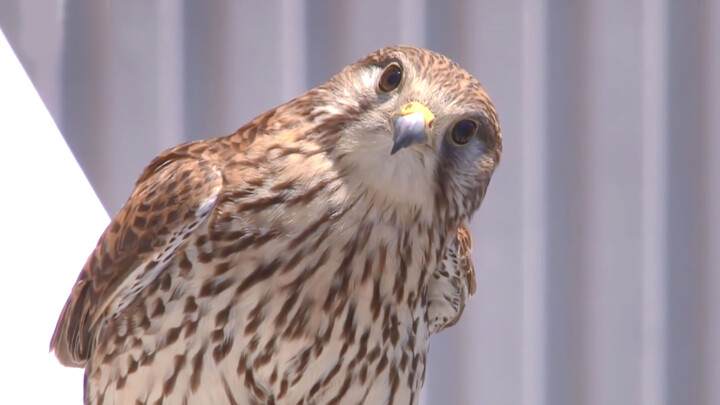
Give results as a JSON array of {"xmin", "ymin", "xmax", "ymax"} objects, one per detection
[{"xmin": 50, "ymin": 45, "xmax": 501, "ymax": 405}]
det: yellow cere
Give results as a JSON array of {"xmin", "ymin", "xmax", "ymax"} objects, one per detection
[{"xmin": 400, "ymin": 101, "xmax": 435, "ymax": 125}]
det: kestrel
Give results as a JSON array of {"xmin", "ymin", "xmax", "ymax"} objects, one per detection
[{"xmin": 51, "ymin": 46, "xmax": 501, "ymax": 405}]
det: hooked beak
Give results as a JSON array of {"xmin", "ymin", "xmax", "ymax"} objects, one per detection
[{"xmin": 391, "ymin": 101, "xmax": 435, "ymax": 155}]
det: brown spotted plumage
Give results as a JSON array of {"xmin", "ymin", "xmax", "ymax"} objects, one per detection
[
  {"xmin": 51, "ymin": 46, "xmax": 501, "ymax": 405},
  {"xmin": 427, "ymin": 223, "xmax": 476, "ymax": 334}
]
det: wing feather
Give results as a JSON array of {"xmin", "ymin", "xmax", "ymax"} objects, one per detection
[
  {"xmin": 426, "ymin": 222, "xmax": 476, "ymax": 334},
  {"xmin": 456, "ymin": 223, "xmax": 476, "ymax": 296},
  {"xmin": 50, "ymin": 143, "xmax": 223, "ymax": 367}
]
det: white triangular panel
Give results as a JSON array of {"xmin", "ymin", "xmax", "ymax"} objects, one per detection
[{"xmin": 0, "ymin": 27, "xmax": 109, "ymax": 404}]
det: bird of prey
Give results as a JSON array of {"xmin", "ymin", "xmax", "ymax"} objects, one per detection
[{"xmin": 51, "ymin": 45, "xmax": 501, "ymax": 405}]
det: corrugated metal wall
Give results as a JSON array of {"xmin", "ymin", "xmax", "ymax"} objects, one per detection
[{"xmin": 1, "ymin": 1, "xmax": 718, "ymax": 404}]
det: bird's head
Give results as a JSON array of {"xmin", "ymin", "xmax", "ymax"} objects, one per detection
[{"xmin": 309, "ymin": 46, "xmax": 502, "ymax": 225}]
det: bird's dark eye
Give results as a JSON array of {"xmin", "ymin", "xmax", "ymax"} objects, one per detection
[
  {"xmin": 378, "ymin": 63, "xmax": 402, "ymax": 92},
  {"xmin": 450, "ymin": 119, "xmax": 477, "ymax": 146}
]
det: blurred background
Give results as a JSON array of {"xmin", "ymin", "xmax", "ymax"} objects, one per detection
[{"xmin": 1, "ymin": 1, "xmax": 718, "ymax": 404}]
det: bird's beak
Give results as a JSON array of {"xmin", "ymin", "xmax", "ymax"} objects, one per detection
[{"xmin": 391, "ymin": 102, "xmax": 435, "ymax": 155}]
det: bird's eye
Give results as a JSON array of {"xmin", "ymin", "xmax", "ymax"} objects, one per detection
[
  {"xmin": 378, "ymin": 63, "xmax": 402, "ymax": 92},
  {"xmin": 450, "ymin": 119, "xmax": 477, "ymax": 146}
]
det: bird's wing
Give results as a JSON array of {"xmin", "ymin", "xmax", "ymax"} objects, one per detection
[
  {"xmin": 455, "ymin": 223, "xmax": 476, "ymax": 296},
  {"xmin": 426, "ymin": 222, "xmax": 476, "ymax": 334},
  {"xmin": 50, "ymin": 143, "xmax": 223, "ymax": 367}
]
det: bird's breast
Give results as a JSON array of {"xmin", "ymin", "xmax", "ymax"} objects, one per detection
[
  {"xmin": 202, "ymin": 194, "xmax": 440, "ymax": 403},
  {"xmin": 87, "ymin": 187, "xmax": 443, "ymax": 404}
]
